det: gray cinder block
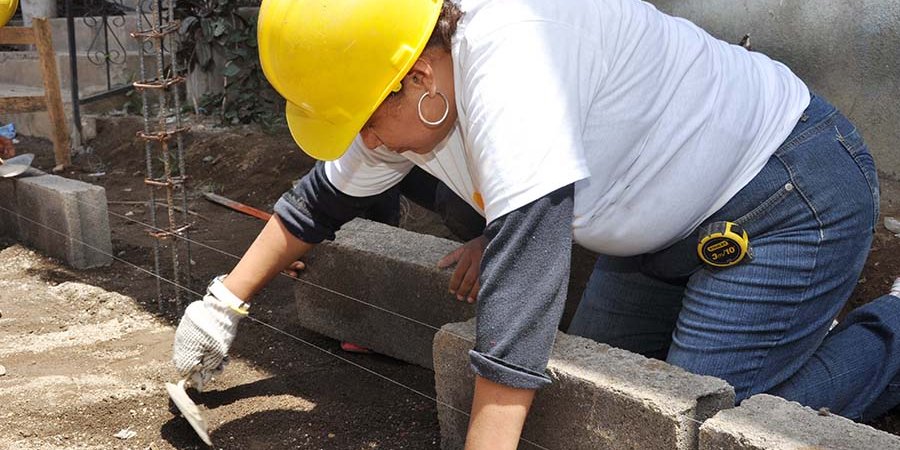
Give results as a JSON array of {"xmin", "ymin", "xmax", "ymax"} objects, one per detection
[
  {"xmin": 294, "ymin": 218, "xmax": 476, "ymax": 368},
  {"xmin": 700, "ymin": 394, "xmax": 900, "ymax": 450},
  {"xmin": 434, "ymin": 319, "xmax": 735, "ymax": 450},
  {"xmin": 0, "ymin": 173, "xmax": 112, "ymax": 268}
]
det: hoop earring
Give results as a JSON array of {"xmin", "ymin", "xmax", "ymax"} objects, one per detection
[{"xmin": 417, "ymin": 91, "xmax": 449, "ymax": 127}]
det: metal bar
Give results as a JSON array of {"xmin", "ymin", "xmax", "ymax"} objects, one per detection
[
  {"xmin": 102, "ymin": 13, "xmax": 111, "ymax": 91},
  {"xmin": 203, "ymin": 193, "xmax": 273, "ymax": 222},
  {"xmin": 168, "ymin": 0, "xmax": 192, "ymax": 285},
  {"xmin": 149, "ymin": 223, "xmax": 192, "ymax": 239},
  {"xmin": 133, "ymin": 76, "xmax": 185, "ymax": 90},
  {"xmin": 136, "ymin": 126, "xmax": 190, "ymax": 142},
  {"xmin": 136, "ymin": 7, "xmax": 164, "ymax": 310},
  {"xmin": 151, "ymin": 0, "xmax": 181, "ymax": 309},
  {"xmin": 144, "ymin": 175, "xmax": 188, "ymax": 187},
  {"xmin": 79, "ymin": 84, "xmax": 134, "ymax": 104},
  {"xmin": 65, "ymin": 0, "xmax": 83, "ymax": 143},
  {"xmin": 129, "ymin": 22, "xmax": 178, "ymax": 40}
]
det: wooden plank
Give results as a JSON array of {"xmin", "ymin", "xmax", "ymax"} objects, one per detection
[
  {"xmin": 0, "ymin": 26, "xmax": 36, "ymax": 45},
  {"xmin": 0, "ymin": 95, "xmax": 46, "ymax": 113},
  {"xmin": 33, "ymin": 18, "xmax": 71, "ymax": 169}
]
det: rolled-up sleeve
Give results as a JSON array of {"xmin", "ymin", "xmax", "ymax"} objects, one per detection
[
  {"xmin": 274, "ymin": 161, "xmax": 389, "ymax": 243},
  {"xmin": 469, "ymin": 184, "xmax": 574, "ymax": 389}
]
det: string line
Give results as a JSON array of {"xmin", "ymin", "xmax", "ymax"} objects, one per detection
[
  {"xmin": 64, "ymin": 186, "xmax": 479, "ymax": 345},
  {"xmin": 2, "ymin": 180, "xmax": 716, "ymax": 435},
  {"xmin": 0, "ymin": 202, "xmax": 561, "ymax": 449},
  {"xmin": 8, "ymin": 184, "xmax": 714, "ymax": 432}
]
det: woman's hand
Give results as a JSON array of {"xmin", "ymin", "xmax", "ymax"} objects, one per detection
[
  {"xmin": 173, "ymin": 277, "xmax": 246, "ymax": 391},
  {"xmin": 281, "ymin": 260, "xmax": 306, "ymax": 278},
  {"xmin": 437, "ymin": 235, "xmax": 487, "ymax": 303}
]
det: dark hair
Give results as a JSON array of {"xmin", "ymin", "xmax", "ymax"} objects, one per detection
[{"xmin": 426, "ymin": 1, "xmax": 463, "ymax": 51}]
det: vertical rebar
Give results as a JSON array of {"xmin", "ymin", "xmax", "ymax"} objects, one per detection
[
  {"xmin": 136, "ymin": 3, "xmax": 163, "ymax": 310},
  {"xmin": 150, "ymin": 0, "xmax": 181, "ymax": 309},
  {"xmin": 65, "ymin": 0, "xmax": 83, "ymax": 144},
  {"xmin": 102, "ymin": 14, "xmax": 111, "ymax": 91},
  {"xmin": 167, "ymin": 0, "xmax": 192, "ymax": 285},
  {"xmin": 133, "ymin": 0, "xmax": 191, "ymax": 312}
]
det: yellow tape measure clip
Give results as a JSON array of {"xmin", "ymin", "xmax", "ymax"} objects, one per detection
[{"xmin": 697, "ymin": 221, "xmax": 752, "ymax": 268}]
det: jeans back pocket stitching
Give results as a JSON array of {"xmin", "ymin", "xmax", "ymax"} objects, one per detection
[
  {"xmin": 733, "ymin": 183, "xmax": 792, "ymax": 233},
  {"xmin": 834, "ymin": 124, "xmax": 860, "ymax": 154},
  {"xmin": 774, "ymin": 111, "xmax": 838, "ymax": 157},
  {"xmin": 774, "ymin": 153, "xmax": 826, "ymax": 240},
  {"xmin": 835, "ymin": 125, "xmax": 880, "ymax": 231}
]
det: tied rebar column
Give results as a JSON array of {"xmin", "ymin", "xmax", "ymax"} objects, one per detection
[{"xmin": 132, "ymin": 0, "xmax": 191, "ymax": 311}]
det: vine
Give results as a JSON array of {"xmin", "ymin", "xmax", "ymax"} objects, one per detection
[{"xmin": 176, "ymin": 0, "xmax": 284, "ymax": 126}]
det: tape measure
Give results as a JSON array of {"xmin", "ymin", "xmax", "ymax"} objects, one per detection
[{"xmin": 697, "ymin": 221, "xmax": 751, "ymax": 268}]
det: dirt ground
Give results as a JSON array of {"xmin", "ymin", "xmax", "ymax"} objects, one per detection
[
  {"xmin": 1, "ymin": 114, "xmax": 899, "ymax": 449},
  {"xmin": 0, "ymin": 116, "xmax": 449, "ymax": 450}
]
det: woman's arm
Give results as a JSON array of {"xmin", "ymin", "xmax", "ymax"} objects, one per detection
[
  {"xmin": 226, "ymin": 159, "xmax": 407, "ymax": 300},
  {"xmin": 464, "ymin": 184, "xmax": 575, "ymax": 449},
  {"xmin": 467, "ymin": 376, "xmax": 536, "ymax": 449},
  {"xmin": 223, "ymin": 214, "xmax": 314, "ymax": 301}
]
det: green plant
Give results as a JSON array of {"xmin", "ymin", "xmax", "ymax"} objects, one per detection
[{"xmin": 177, "ymin": 0, "xmax": 283, "ymax": 126}]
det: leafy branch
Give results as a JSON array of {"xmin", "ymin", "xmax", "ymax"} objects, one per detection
[{"xmin": 176, "ymin": 0, "xmax": 283, "ymax": 126}]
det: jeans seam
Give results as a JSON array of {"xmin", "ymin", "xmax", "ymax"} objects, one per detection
[
  {"xmin": 774, "ymin": 154, "xmax": 826, "ymax": 240},
  {"xmin": 747, "ymin": 236, "xmax": 823, "ymax": 395},
  {"xmin": 734, "ymin": 184, "xmax": 791, "ymax": 229},
  {"xmin": 834, "ymin": 125, "xmax": 880, "ymax": 231},
  {"xmin": 774, "ymin": 111, "xmax": 839, "ymax": 156},
  {"xmin": 834, "ymin": 124, "xmax": 859, "ymax": 154}
]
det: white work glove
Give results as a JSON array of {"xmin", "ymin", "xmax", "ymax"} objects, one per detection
[{"xmin": 173, "ymin": 275, "xmax": 249, "ymax": 391}]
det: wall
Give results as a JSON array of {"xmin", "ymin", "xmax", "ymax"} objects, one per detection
[{"xmin": 647, "ymin": 0, "xmax": 900, "ymax": 180}]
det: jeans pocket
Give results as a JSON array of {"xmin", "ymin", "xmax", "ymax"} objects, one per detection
[
  {"xmin": 835, "ymin": 125, "xmax": 880, "ymax": 230},
  {"xmin": 733, "ymin": 181, "xmax": 795, "ymax": 236}
]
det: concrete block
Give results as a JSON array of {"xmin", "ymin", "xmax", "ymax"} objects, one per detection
[
  {"xmin": 0, "ymin": 173, "xmax": 112, "ymax": 268},
  {"xmin": 700, "ymin": 394, "xmax": 900, "ymax": 450},
  {"xmin": 80, "ymin": 115, "xmax": 98, "ymax": 142},
  {"xmin": 294, "ymin": 218, "xmax": 476, "ymax": 369},
  {"xmin": 434, "ymin": 319, "xmax": 735, "ymax": 450}
]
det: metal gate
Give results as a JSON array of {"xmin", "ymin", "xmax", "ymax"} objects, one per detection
[{"xmin": 64, "ymin": 0, "xmax": 171, "ymax": 145}]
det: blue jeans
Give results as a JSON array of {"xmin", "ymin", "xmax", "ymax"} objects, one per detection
[{"xmin": 568, "ymin": 93, "xmax": 899, "ymax": 420}]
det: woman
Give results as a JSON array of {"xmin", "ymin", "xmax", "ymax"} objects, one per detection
[{"xmin": 174, "ymin": 0, "xmax": 900, "ymax": 447}]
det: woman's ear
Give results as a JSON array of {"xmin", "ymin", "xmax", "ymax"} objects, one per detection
[{"xmin": 406, "ymin": 58, "xmax": 437, "ymax": 96}]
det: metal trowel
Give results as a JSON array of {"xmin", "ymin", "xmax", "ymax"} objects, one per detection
[
  {"xmin": 0, "ymin": 153, "xmax": 34, "ymax": 178},
  {"xmin": 165, "ymin": 378, "xmax": 213, "ymax": 446}
]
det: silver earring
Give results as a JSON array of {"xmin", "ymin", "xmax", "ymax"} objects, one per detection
[{"xmin": 417, "ymin": 91, "xmax": 449, "ymax": 127}]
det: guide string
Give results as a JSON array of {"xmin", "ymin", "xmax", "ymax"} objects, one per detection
[{"xmin": 0, "ymin": 201, "xmax": 562, "ymax": 449}]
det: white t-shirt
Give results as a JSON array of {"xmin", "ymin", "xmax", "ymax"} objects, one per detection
[{"xmin": 326, "ymin": 0, "xmax": 810, "ymax": 256}]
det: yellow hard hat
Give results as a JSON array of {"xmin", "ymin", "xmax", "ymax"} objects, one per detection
[
  {"xmin": 258, "ymin": 0, "xmax": 442, "ymax": 160},
  {"xmin": 0, "ymin": 0, "xmax": 18, "ymax": 28}
]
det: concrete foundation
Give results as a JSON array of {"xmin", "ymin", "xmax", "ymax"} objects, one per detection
[
  {"xmin": 0, "ymin": 171, "xmax": 112, "ymax": 269},
  {"xmin": 433, "ymin": 319, "xmax": 735, "ymax": 450},
  {"xmin": 700, "ymin": 394, "xmax": 900, "ymax": 450}
]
